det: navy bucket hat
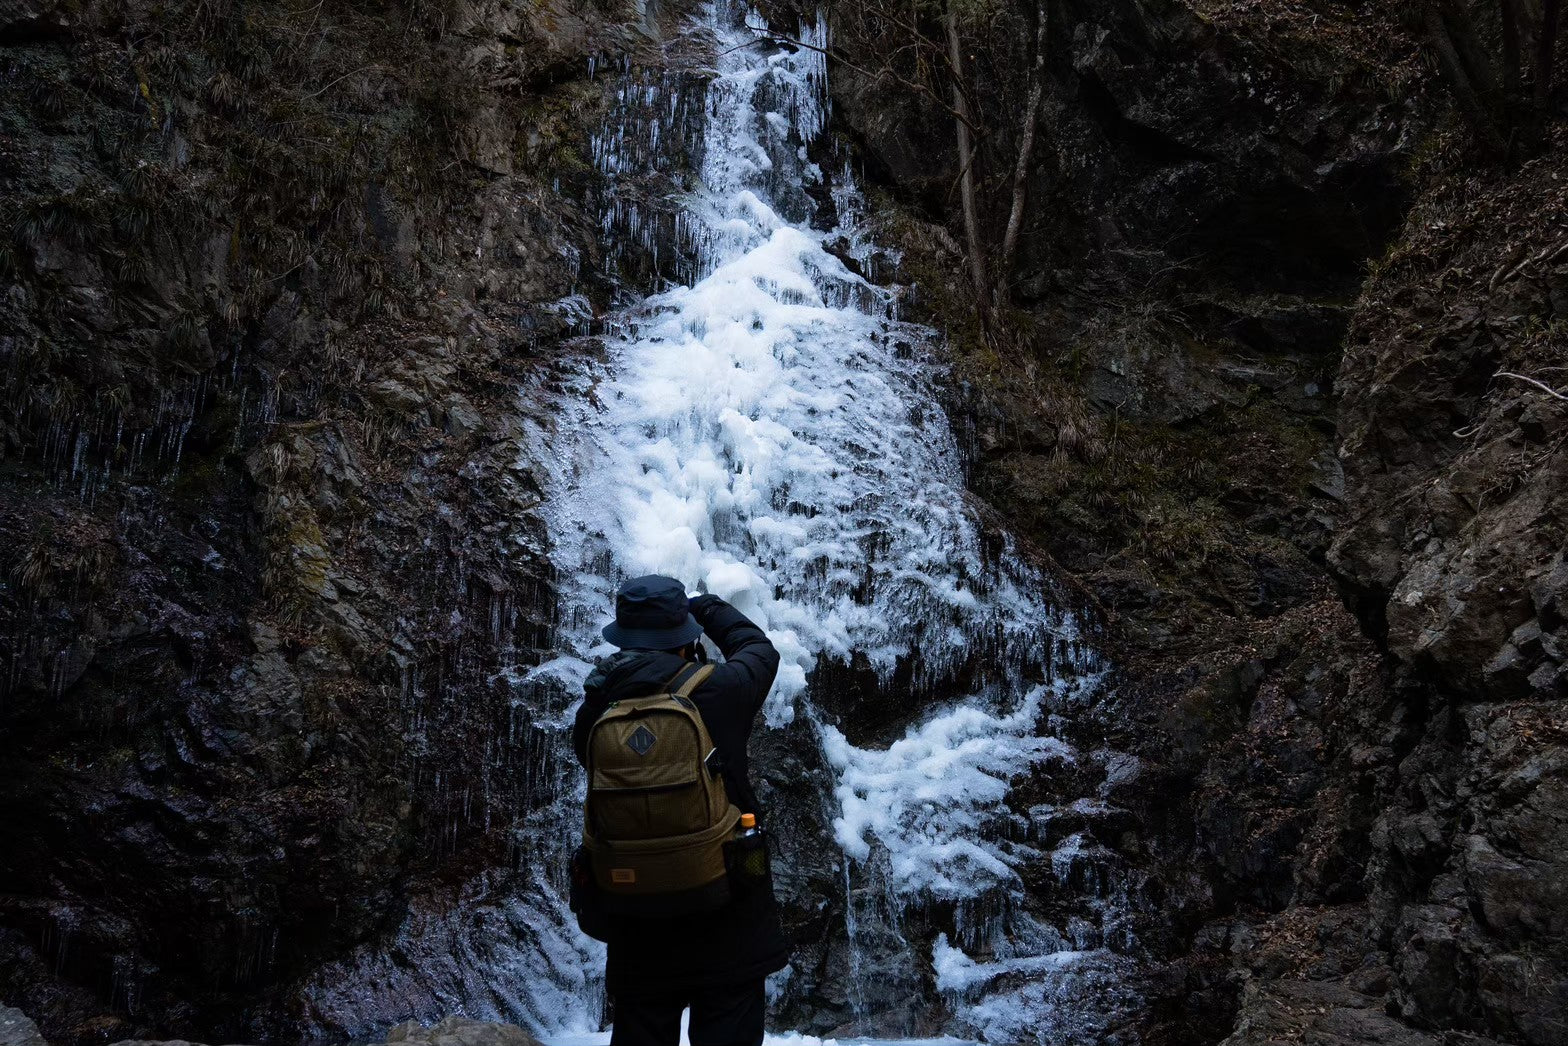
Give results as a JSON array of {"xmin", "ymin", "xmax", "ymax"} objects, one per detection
[{"xmin": 601, "ymin": 574, "xmax": 705, "ymax": 649}]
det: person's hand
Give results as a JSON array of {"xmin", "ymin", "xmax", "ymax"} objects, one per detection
[{"xmin": 689, "ymin": 593, "xmax": 720, "ymax": 615}]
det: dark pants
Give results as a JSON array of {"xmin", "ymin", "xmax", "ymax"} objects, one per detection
[{"xmin": 609, "ymin": 980, "xmax": 766, "ymax": 1046}]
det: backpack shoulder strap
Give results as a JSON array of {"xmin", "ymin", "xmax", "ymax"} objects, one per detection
[
  {"xmin": 590, "ymin": 663, "xmax": 714, "ymax": 729},
  {"xmin": 668, "ymin": 662, "xmax": 715, "ymax": 698}
]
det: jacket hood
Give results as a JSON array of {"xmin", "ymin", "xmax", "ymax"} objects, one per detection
[{"xmin": 583, "ymin": 649, "xmax": 690, "ymax": 702}]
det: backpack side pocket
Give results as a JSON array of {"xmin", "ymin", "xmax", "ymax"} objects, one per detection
[
  {"xmin": 569, "ymin": 844, "xmax": 614, "ymax": 942},
  {"xmin": 727, "ymin": 828, "xmax": 772, "ymax": 895}
]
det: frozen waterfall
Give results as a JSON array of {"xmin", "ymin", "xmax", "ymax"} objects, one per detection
[{"xmin": 510, "ymin": 2, "xmax": 1126, "ymax": 1043}]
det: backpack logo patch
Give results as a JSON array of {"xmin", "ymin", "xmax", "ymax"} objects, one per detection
[{"xmin": 625, "ymin": 725, "xmax": 657, "ymax": 756}]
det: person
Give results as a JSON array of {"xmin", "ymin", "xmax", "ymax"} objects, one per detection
[{"xmin": 572, "ymin": 574, "xmax": 790, "ymax": 1046}]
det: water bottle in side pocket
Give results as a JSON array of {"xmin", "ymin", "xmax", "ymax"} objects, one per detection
[{"xmin": 731, "ymin": 812, "xmax": 770, "ymax": 886}]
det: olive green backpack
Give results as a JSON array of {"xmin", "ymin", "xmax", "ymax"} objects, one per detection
[{"xmin": 582, "ymin": 662, "xmax": 741, "ymax": 916}]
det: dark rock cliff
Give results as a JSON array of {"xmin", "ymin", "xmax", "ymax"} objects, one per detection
[
  {"xmin": 2, "ymin": 0, "xmax": 1563, "ymax": 1042},
  {"xmin": 0, "ymin": 0, "xmax": 656, "ymax": 1039},
  {"xmin": 825, "ymin": 0, "xmax": 1565, "ymax": 1042},
  {"xmin": 1328, "ymin": 129, "xmax": 1568, "ymax": 1045}
]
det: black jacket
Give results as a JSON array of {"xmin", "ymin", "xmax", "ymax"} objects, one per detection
[{"xmin": 572, "ymin": 594, "xmax": 790, "ymax": 995}]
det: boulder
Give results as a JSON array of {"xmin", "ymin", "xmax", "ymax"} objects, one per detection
[
  {"xmin": 0, "ymin": 1009, "xmax": 47, "ymax": 1046},
  {"xmin": 1219, "ymin": 977, "xmax": 1492, "ymax": 1046},
  {"xmin": 376, "ymin": 1017, "xmax": 543, "ymax": 1046},
  {"xmin": 96, "ymin": 1016, "xmax": 543, "ymax": 1046}
]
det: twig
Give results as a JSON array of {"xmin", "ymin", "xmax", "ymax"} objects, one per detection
[
  {"xmin": 1496, "ymin": 371, "xmax": 1568, "ymax": 401},
  {"xmin": 301, "ymin": 64, "xmax": 386, "ymax": 100},
  {"xmin": 1499, "ymin": 235, "xmax": 1568, "ymax": 284},
  {"xmin": 1489, "ymin": 246, "xmax": 1525, "ymax": 290}
]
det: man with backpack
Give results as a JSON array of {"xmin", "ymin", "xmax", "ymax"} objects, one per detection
[{"xmin": 571, "ymin": 574, "xmax": 790, "ymax": 1046}]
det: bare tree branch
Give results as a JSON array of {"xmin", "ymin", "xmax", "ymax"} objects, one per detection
[
  {"xmin": 1496, "ymin": 371, "xmax": 1568, "ymax": 401},
  {"xmin": 945, "ymin": 1, "xmax": 991, "ymax": 330},
  {"xmin": 997, "ymin": 0, "xmax": 1049, "ymax": 291},
  {"xmin": 1537, "ymin": 0, "xmax": 1563, "ymax": 104},
  {"xmin": 1423, "ymin": 2, "xmax": 1506, "ymax": 150},
  {"xmin": 1499, "ymin": 0, "xmax": 1524, "ymax": 101}
]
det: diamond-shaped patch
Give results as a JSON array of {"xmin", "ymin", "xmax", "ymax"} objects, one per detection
[{"xmin": 626, "ymin": 725, "xmax": 657, "ymax": 756}]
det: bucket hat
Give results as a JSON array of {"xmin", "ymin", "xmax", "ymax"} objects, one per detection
[{"xmin": 601, "ymin": 574, "xmax": 705, "ymax": 649}]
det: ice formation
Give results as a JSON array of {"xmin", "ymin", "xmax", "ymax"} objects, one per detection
[{"xmin": 512, "ymin": 2, "xmax": 1117, "ymax": 1041}]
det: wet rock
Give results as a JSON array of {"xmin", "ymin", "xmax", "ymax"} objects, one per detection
[
  {"xmin": 830, "ymin": 69, "xmax": 954, "ymax": 203},
  {"xmin": 0, "ymin": 1008, "xmax": 47, "ymax": 1046},
  {"xmin": 1221, "ymin": 977, "xmax": 1458, "ymax": 1046},
  {"xmin": 0, "ymin": 0, "xmax": 76, "ymax": 35},
  {"xmin": 455, "ymin": 105, "xmax": 517, "ymax": 176},
  {"xmin": 369, "ymin": 377, "xmax": 429, "ymax": 416},
  {"xmin": 376, "ymin": 1017, "xmax": 542, "ymax": 1046},
  {"xmin": 441, "ymin": 395, "xmax": 487, "ymax": 439}
]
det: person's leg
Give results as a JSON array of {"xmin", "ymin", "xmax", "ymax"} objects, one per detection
[
  {"xmin": 609, "ymin": 991, "xmax": 686, "ymax": 1046},
  {"xmin": 686, "ymin": 979, "xmax": 765, "ymax": 1046}
]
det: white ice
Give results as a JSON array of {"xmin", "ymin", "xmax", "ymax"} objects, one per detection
[
  {"xmin": 518, "ymin": 0, "xmax": 1108, "ymax": 1040},
  {"xmin": 822, "ymin": 684, "xmax": 1073, "ymax": 898}
]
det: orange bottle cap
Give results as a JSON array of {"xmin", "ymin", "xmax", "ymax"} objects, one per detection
[{"xmin": 740, "ymin": 813, "xmax": 757, "ymax": 828}]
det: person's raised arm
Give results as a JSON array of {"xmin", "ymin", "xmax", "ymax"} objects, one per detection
[{"xmin": 689, "ymin": 594, "xmax": 779, "ymax": 709}]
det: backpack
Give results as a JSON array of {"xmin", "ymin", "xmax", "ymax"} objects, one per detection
[{"xmin": 582, "ymin": 661, "xmax": 742, "ymax": 916}]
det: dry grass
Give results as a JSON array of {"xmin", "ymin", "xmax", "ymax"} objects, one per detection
[
  {"xmin": 1186, "ymin": 0, "xmax": 1430, "ymax": 102},
  {"xmin": 1351, "ymin": 122, "xmax": 1568, "ymax": 382}
]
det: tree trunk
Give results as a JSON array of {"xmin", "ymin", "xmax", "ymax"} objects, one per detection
[
  {"xmin": 1537, "ymin": 0, "xmax": 1562, "ymax": 105},
  {"xmin": 1425, "ymin": 2, "xmax": 1505, "ymax": 150},
  {"xmin": 1443, "ymin": 0, "xmax": 1502, "ymax": 109},
  {"xmin": 1499, "ymin": 0, "xmax": 1523, "ymax": 102},
  {"xmin": 945, "ymin": 3, "xmax": 992, "ymax": 331},
  {"xmin": 997, "ymin": 0, "xmax": 1049, "ymax": 301}
]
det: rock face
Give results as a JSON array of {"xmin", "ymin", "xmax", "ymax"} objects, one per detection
[
  {"xmin": 824, "ymin": 0, "xmax": 1567, "ymax": 1043},
  {"xmin": 3, "ymin": 0, "xmax": 1564, "ymax": 1041},
  {"xmin": 0, "ymin": 0, "xmax": 657, "ymax": 1041},
  {"xmin": 1218, "ymin": 977, "xmax": 1463, "ymax": 1046},
  {"xmin": 1333, "ymin": 141, "xmax": 1568, "ymax": 705},
  {"xmin": 1331, "ymin": 131, "xmax": 1568, "ymax": 1045}
]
